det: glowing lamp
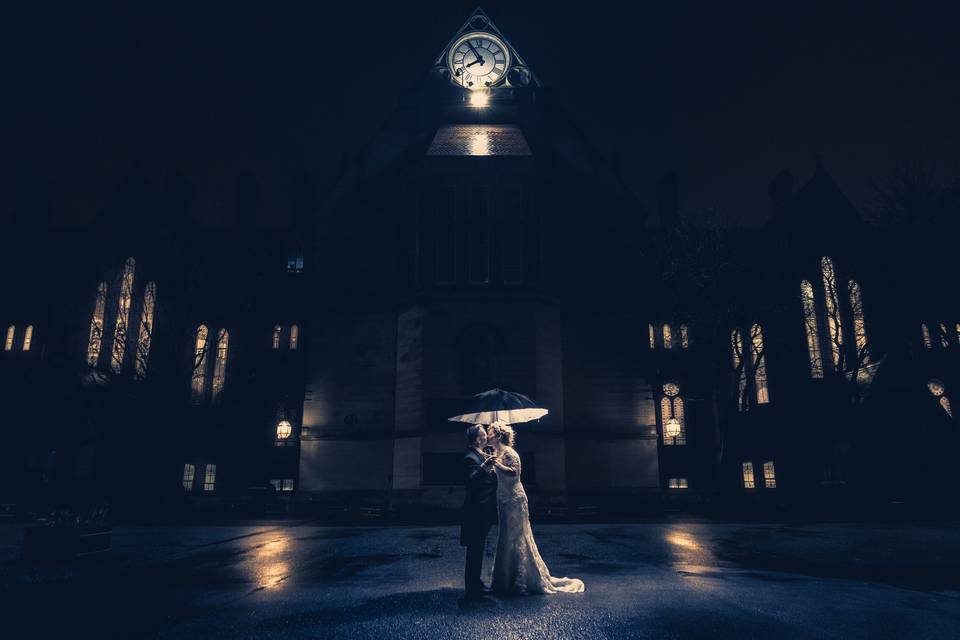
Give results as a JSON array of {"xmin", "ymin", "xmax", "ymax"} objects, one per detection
[
  {"xmin": 276, "ymin": 420, "xmax": 292, "ymax": 440},
  {"xmin": 664, "ymin": 418, "xmax": 682, "ymax": 439},
  {"xmin": 468, "ymin": 91, "xmax": 490, "ymax": 108}
]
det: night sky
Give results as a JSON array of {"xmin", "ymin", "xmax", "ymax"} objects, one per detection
[{"xmin": 4, "ymin": 0, "xmax": 959, "ymax": 227}]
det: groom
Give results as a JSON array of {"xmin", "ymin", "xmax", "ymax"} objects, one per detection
[{"xmin": 461, "ymin": 424, "xmax": 497, "ymax": 597}]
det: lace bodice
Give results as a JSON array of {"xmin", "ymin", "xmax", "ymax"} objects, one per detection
[{"xmin": 495, "ymin": 446, "xmax": 525, "ymax": 501}]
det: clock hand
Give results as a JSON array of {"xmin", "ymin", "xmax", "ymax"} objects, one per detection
[{"xmin": 465, "ymin": 58, "xmax": 483, "ymax": 68}]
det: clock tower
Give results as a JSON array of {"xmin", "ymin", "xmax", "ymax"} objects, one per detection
[{"xmin": 298, "ymin": 8, "xmax": 660, "ymax": 513}]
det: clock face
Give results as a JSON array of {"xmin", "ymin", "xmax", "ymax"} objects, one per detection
[{"xmin": 447, "ymin": 32, "xmax": 511, "ymax": 88}]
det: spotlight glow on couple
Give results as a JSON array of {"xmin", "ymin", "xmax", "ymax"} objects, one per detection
[{"xmin": 461, "ymin": 420, "xmax": 585, "ymax": 598}]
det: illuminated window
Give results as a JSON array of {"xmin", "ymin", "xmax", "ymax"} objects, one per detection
[
  {"xmin": 111, "ymin": 257, "xmax": 136, "ymax": 373},
  {"xmin": 182, "ymin": 463, "xmax": 195, "ymax": 491},
  {"xmin": 289, "ymin": 324, "xmax": 299, "ymax": 350},
  {"xmin": 22, "ymin": 325, "xmax": 33, "ymax": 352},
  {"xmin": 750, "ymin": 324, "xmax": 770, "ymax": 404},
  {"xmin": 800, "ymin": 280, "xmax": 824, "ymax": 378},
  {"xmin": 272, "ymin": 325, "xmax": 282, "ymax": 349},
  {"xmin": 956, "ymin": 323, "xmax": 960, "ymax": 345},
  {"xmin": 286, "ymin": 251, "xmax": 304, "ymax": 273},
  {"xmin": 667, "ymin": 478, "xmax": 688, "ymax": 489},
  {"xmin": 211, "ymin": 329, "xmax": 229, "ymax": 400},
  {"xmin": 921, "ymin": 324, "xmax": 933, "ymax": 349},
  {"xmin": 939, "ymin": 323, "xmax": 951, "ymax": 348},
  {"xmin": 87, "ymin": 282, "xmax": 108, "ymax": 365},
  {"xmin": 191, "ymin": 325, "xmax": 209, "ymax": 403},
  {"xmin": 662, "ymin": 324, "xmax": 673, "ymax": 349},
  {"xmin": 135, "ymin": 282, "xmax": 156, "ymax": 379},
  {"xmin": 821, "ymin": 257, "xmax": 843, "ymax": 368},
  {"xmin": 731, "ymin": 329, "xmax": 747, "ymax": 411},
  {"xmin": 648, "ymin": 324, "xmax": 656, "ymax": 349},
  {"xmin": 928, "ymin": 379, "xmax": 953, "ymax": 417},
  {"xmin": 4, "ymin": 325, "xmax": 14, "ymax": 351},
  {"xmin": 203, "ymin": 464, "xmax": 217, "ymax": 492},
  {"xmin": 679, "ymin": 325, "xmax": 690, "ymax": 349},
  {"xmin": 742, "ymin": 462, "xmax": 756, "ymax": 489},
  {"xmin": 270, "ymin": 479, "xmax": 295, "ymax": 491},
  {"xmin": 848, "ymin": 280, "xmax": 868, "ymax": 356},
  {"xmin": 763, "ymin": 461, "xmax": 777, "ymax": 489},
  {"xmin": 276, "ymin": 420, "xmax": 293, "ymax": 440},
  {"xmin": 427, "ymin": 125, "xmax": 532, "ymax": 156},
  {"xmin": 661, "ymin": 383, "xmax": 686, "ymax": 446}
]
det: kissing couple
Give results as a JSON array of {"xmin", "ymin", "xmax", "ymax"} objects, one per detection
[{"xmin": 461, "ymin": 420, "xmax": 585, "ymax": 598}]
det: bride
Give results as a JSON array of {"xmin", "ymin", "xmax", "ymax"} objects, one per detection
[{"xmin": 487, "ymin": 421, "xmax": 585, "ymax": 595}]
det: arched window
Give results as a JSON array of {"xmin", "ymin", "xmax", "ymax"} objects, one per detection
[
  {"xmin": 928, "ymin": 379, "xmax": 953, "ymax": 417},
  {"xmin": 679, "ymin": 324, "xmax": 690, "ymax": 349},
  {"xmin": 660, "ymin": 383, "xmax": 686, "ymax": 445},
  {"xmin": 848, "ymin": 280, "xmax": 868, "ymax": 357},
  {"xmin": 821, "ymin": 257, "xmax": 843, "ymax": 367},
  {"xmin": 939, "ymin": 323, "xmax": 951, "ymax": 348},
  {"xmin": 921, "ymin": 324, "xmax": 933, "ymax": 349},
  {"xmin": 272, "ymin": 325, "xmax": 282, "ymax": 350},
  {"xmin": 135, "ymin": 282, "xmax": 156, "ymax": 379},
  {"xmin": 731, "ymin": 329, "xmax": 747, "ymax": 411},
  {"xmin": 22, "ymin": 325, "xmax": 33, "ymax": 352},
  {"xmin": 289, "ymin": 324, "xmax": 299, "ymax": 350},
  {"xmin": 87, "ymin": 282, "xmax": 108, "ymax": 365},
  {"xmin": 4, "ymin": 325, "xmax": 14, "ymax": 351},
  {"xmin": 648, "ymin": 324, "xmax": 656, "ymax": 349},
  {"xmin": 750, "ymin": 324, "xmax": 770, "ymax": 404},
  {"xmin": 191, "ymin": 325, "xmax": 209, "ymax": 403},
  {"xmin": 800, "ymin": 281, "xmax": 823, "ymax": 378},
  {"xmin": 111, "ymin": 257, "xmax": 136, "ymax": 373},
  {"xmin": 211, "ymin": 329, "xmax": 229, "ymax": 400},
  {"xmin": 662, "ymin": 324, "xmax": 673, "ymax": 349}
]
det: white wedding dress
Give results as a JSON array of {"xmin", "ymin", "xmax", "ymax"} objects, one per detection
[{"xmin": 491, "ymin": 446, "xmax": 585, "ymax": 595}]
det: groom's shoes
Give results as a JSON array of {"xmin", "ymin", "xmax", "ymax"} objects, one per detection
[{"xmin": 464, "ymin": 582, "xmax": 492, "ymax": 599}]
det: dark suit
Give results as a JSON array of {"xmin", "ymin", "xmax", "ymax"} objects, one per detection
[{"xmin": 461, "ymin": 447, "xmax": 498, "ymax": 594}]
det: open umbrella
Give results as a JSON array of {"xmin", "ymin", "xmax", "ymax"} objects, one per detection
[{"xmin": 447, "ymin": 388, "xmax": 548, "ymax": 425}]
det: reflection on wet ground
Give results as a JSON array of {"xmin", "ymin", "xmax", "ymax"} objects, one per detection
[{"xmin": 3, "ymin": 522, "xmax": 959, "ymax": 638}]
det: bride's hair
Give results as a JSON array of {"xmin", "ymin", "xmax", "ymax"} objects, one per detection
[{"xmin": 488, "ymin": 421, "xmax": 515, "ymax": 447}]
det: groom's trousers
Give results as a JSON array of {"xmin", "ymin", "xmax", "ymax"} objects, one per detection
[{"xmin": 464, "ymin": 521, "xmax": 492, "ymax": 592}]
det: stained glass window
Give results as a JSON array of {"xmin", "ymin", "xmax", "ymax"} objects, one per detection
[
  {"xmin": 135, "ymin": 282, "xmax": 156, "ymax": 379},
  {"xmin": 211, "ymin": 329, "xmax": 229, "ymax": 400},
  {"xmin": 821, "ymin": 257, "xmax": 843, "ymax": 368},
  {"xmin": 87, "ymin": 282, "xmax": 108, "ymax": 365},
  {"xmin": 800, "ymin": 280, "xmax": 824, "ymax": 378},
  {"xmin": 751, "ymin": 324, "xmax": 770, "ymax": 404},
  {"xmin": 191, "ymin": 325, "xmax": 209, "ymax": 403},
  {"xmin": 731, "ymin": 329, "xmax": 747, "ymax": 411},
  {"xmin": 111, "ymin": 257, "xmax": 136, "ymax": 373}
]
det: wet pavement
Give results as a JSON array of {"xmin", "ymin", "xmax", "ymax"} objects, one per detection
[{"xmin": 2, "ymin": 521, "xmax": 960, "ymax": 638}]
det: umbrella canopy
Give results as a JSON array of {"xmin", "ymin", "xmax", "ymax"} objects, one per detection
[{"xmin": 447, "ymin": 388, "xmax": 548, "ymax": 425}]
